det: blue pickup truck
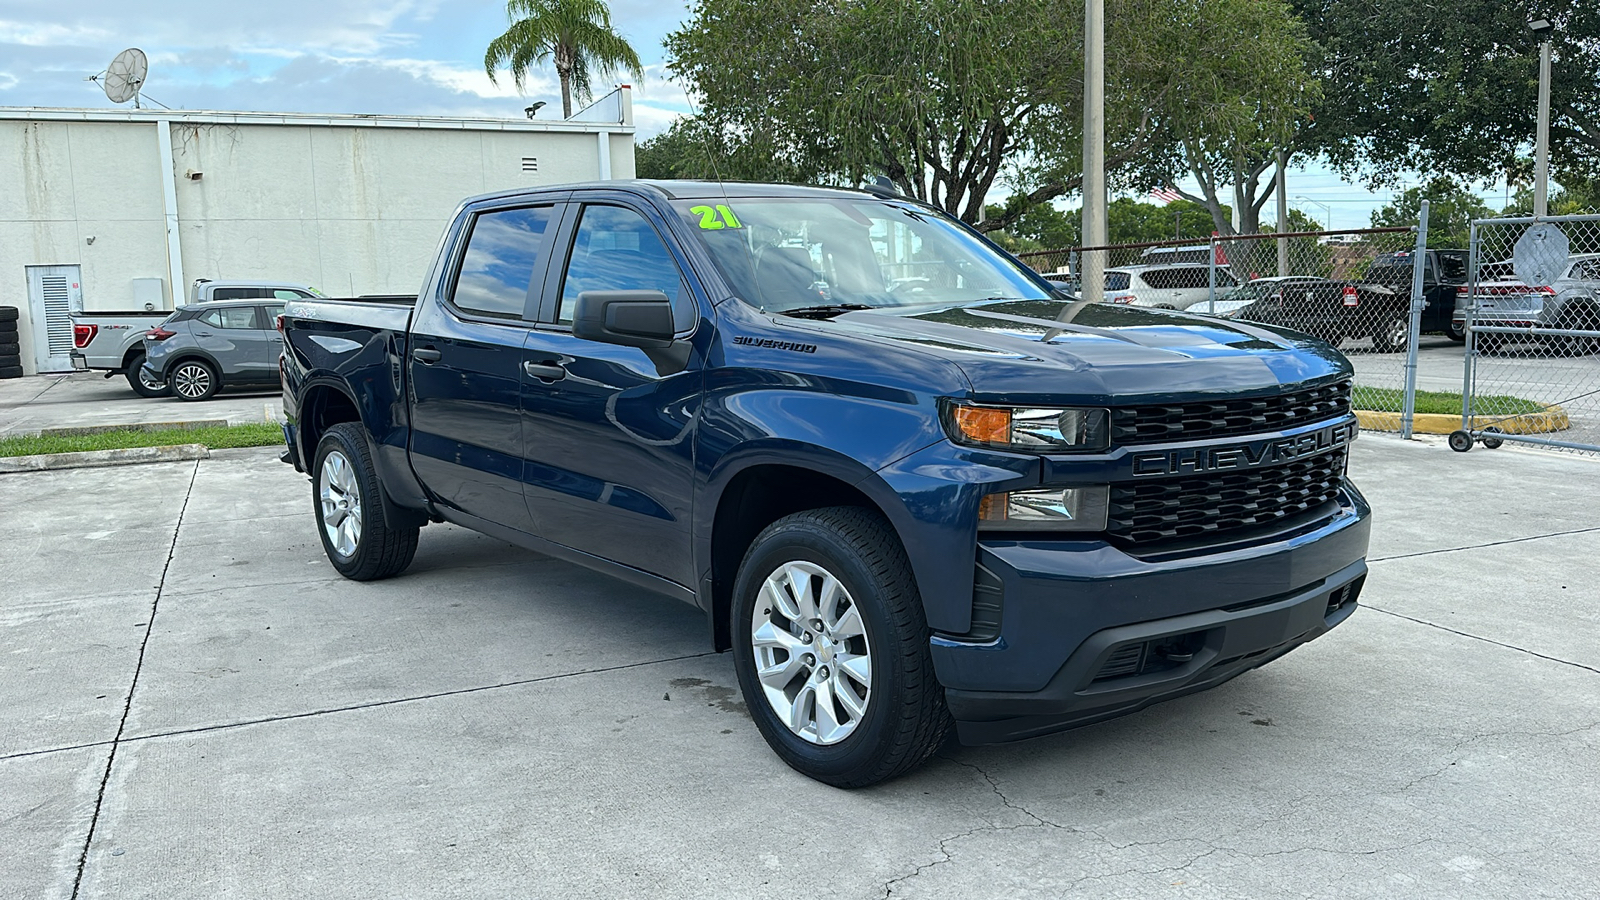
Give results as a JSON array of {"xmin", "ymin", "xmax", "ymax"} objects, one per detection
[{"xmin": 279, "ymin": 181, "xmax": 1370, "ymax": 787}]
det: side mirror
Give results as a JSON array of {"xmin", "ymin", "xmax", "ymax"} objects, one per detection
[{"xmin": 573, "ymin": 290, "xmax": 676, "ymax": 349}]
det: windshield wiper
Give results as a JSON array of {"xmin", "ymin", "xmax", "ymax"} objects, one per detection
[{"xmin": 777, "ymin": 304, "xmax": 875, "ymax": 319}]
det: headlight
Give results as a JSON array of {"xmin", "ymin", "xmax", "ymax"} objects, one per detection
[
  {"xmin": 945, "ymin": 403, "xmax": 1110, "ymax": 452},
  {"xmin": 978, "ymin": 486, "xmax": 1110, "ymax": 531}
]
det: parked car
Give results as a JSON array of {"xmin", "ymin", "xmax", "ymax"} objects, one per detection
[
  {"xmin": 1453, "ymin": 276, "xmax": 1600, "ymax": 356},
  {"xmin": 71, "ymin": 280, "xmax": 320, "ymax": 397},
  {"xmin": 1102, "ymin": 264, "xmax": 1240, "ymax": 309},
  {"xmin": 140, "ymin": 298, "xmax": 287, "ymax": 400},
  {"xmin": 279, "ymin": 180, "xmax": 1370, "ymax": 787},
  {"xmin": 1139, "ymin": 245, "xmax": 1212, "ymax": 266},
  {"xmin": 1364, "ymin": 249, "xmax": 1468, "ymax": 340},
  {"xmin": 1201, "ymin": 276, "xmax": 1325, "ymax": 318},
  {"xmin": 1234, "ymin": 278, "xmax": 1412, "ymax": 352}
]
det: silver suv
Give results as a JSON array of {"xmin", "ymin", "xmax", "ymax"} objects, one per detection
[
  {"xmin": 140, "ymin": 299, "xmax": 286, "ymax": 400},
  {"xmin": 1453, "ymin": 254, "xmax": 1600, "ymax": 355},
  {"xmin": 1102, "ymin": 264, "xmax": 1240, "ymax": 309}
]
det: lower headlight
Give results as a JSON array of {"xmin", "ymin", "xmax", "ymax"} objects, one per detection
[{"xmin": 978, "ymin": 486, "xmax": 1110, "ymax": 531}]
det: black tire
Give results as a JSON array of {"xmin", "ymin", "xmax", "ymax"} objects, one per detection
[
  {"xmin": 0, "ymin": 353, "xmax": 19, "ymax": 367},
  {"xmin": 123, "ymin": 353, "xmax": 170, "ymax": 398},
  {"xmin": 0, "ymin": 365, "xmax": 22, "ymax": 379},
  {"xmin": 0, "ymin": 342, "xmax": 18, "ymax": 355},
  {"xmin": 312, "ymin": 422, "xmax": 419, "ymax": 581},
  {"xmin": 168, "ymin": 358, "xmax": 219, "ymax": 401},
  {"xmin": 1448, "ymin": 430, "xmax": 1474, "ymax": 453},
  {"xmin": 1371, "ymin": 314, "xmax": 1409, "ymax": 353},
  {"xmin": 731, "ymin": 506, "xmax": 952, "ymax": 788},
  {"xmin": 1480, "ymin": 427, "xmax": 1505, "ymax": 450},
  {"xmin": 1556, "ymin": 308, "xmax": 1600, "ymax": 357},
  {"xmin": 0, "ymin": 321, "xmax": 17, "ymax": 336},
  {"xmin": 0, "ymin": 306, "xmax": 17, "ymax": 321},
  {"xmin": 1446, "ymin": 321, "xmax": 1467, "ymax": 343}
]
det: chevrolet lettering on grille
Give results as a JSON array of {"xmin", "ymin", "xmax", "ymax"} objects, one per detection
[{"xmin": 1131, "ymin": 421, "xmax": 1357, "ymax": 477}]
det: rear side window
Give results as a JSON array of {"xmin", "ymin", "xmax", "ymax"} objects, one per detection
[
  {"xmin": 1143, "ymin": 267, "xmax": 1215, "ymax": 290},
  {"xmin": 1105, "ymin": 272, "xmax": 1131, "ymax": 291},
  {"xmin": 272, "ymin": 289, "xmax": 313, "ymax": 299},
  {"xmin": 200, "ymin": 307, "xmax": 260, "ymax": 329},
  {"xmin": 452, "ymin": 205, "xmax": 556, "ymax": 318},
  {"xmin": 210, "ymin": 287, "xmax": 270, "ymax": 300}
]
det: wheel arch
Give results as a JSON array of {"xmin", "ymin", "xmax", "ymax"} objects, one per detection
[{"xmin": 702, "ymin": 452, "xmax": 913, "ymax": 653}]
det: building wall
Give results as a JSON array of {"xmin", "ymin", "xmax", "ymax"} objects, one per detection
[{"xmin": 0, "ymin": 111, "xmax": 634, "ymax": 374}]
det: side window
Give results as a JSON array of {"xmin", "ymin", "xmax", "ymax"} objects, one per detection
[
  {"xmin": 200, "ymin": 307, "xmax": 260, "ymax": 329},
  {"xmin": 451, "ymin": 205, "xmax": 555, "ymax": 318},
  {"xmin": 558, "ymin": 205, "xmax": 683, "ymax": 325},
  {"xmin": 210, "ymin": 287, "xmax": 255, "ymax": 301},
  {"xmin": 263, "ymin": 304, "xmax": 285, "ymax": 325},
  {"xmin": 273, "ymin": 289, "xmax": 311, "ymax": 299}
]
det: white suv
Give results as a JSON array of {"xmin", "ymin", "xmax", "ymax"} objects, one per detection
[{"xmin": 1103, "ymin": 264, "xmax": 1240, "ymax": 310}]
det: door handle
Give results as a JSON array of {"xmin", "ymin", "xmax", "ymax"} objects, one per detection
[
  {"xmin": 413, "ymin": 347, "xmax": 442, "ymax": 364},
  {"xmin": 523, "ymin": 360, "xmax": 567, "ymax": 382}
]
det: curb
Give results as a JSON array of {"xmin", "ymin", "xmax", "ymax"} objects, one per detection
[
  {"xmin": 37, "ymin": 420, "xmax": 229, "ymax": 438},
  {"xmin": 0, "ymin": 444, "xmax": 210, "ymax": 474},
  {"xmin": 1356, "ymin": 407, "xmax": 1570, "ymax": 435}
]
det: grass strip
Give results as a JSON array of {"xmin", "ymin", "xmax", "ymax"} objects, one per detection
[
  {"xmin": 1354, "ymin": 386, "xmax": 1547, "ymax": 416},
  {"xmin": 0, "ymin": 423, "xmax": 284, "ymax": 458}
]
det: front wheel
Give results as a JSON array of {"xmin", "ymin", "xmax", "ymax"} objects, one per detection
[
  {"xmin": 124, "ymin": 354, "xmax": 170, "ymax": 398},
  {"xmin": 731, "ymin": 507, "xmax": 952, "ymax": 788},
  {"xmin": 312, "ymin": 422, "xmax": 419, "ymax": 580}
]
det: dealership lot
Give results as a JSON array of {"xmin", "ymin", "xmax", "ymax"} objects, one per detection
[{"xmin": 1, "ymin": 384, "xmax": 1597, "ymax": 899}]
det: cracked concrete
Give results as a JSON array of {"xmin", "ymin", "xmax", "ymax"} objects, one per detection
[{"xmin": 1, "ymin": 430, "xmax": 1597, "ymax": 898}]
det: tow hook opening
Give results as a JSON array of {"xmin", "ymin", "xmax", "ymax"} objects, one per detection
[{"xmin": 1092, "ymin": 630, "xmax": 1209, "ymax": 684}]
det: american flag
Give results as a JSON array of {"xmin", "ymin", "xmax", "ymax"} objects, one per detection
[{"xmin": 1149, "ymin": 187, "xmax": 1183, "ymax": 205}]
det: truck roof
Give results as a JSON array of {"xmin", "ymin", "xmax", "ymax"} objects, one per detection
[{"xmin": 463, "ymin": 179, "xmax": 907, "ymax": 206}]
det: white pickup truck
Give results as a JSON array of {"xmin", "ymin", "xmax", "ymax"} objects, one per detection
[{"xmin": 71, "ymin": 280, "xmax": 321, "ymax": 396}]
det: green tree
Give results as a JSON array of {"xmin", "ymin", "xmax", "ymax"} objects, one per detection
[
  {"xmin": 484, "ymin": 0, "xmax": 644, "ymax": 119},
  {"xmin": 1294, "ymin": 0, "xmax": 1600, "ymax": 185},
  {"xmin": 668, "ymin": 0, "xmax": 1288, "ymax": 232},
  {"xmin": 1126, "ymin": 0, "xmax": 1318, "ymax": 238},
  {"xmin": 633, "ymin": 115, "xmax": 818, "ymax": 183},
  {"xmin": 1370, "ymin": 177, "xmax": 1493, "ymax": 248}
]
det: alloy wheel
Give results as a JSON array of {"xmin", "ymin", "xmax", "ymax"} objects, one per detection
[
  {"xmin": 172, "ymin": 363, "xmax": 211, "ymax": 399},
  {"xmin": 749, "ymin": 560, "xmax": 873, "ymax": 745},
  {"xmin": 318, "ymin": 449, "xmax": 363, "ymax": 558}
]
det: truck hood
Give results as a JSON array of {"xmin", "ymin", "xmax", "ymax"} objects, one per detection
[{"xmin": 826, "ymin": 298, "xmax": 1352, "ymax": 404}]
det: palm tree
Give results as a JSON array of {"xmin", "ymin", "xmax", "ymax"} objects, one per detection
[{"xmin": 484, "ymin": 0, "xmax": 644, "ymax": 119}]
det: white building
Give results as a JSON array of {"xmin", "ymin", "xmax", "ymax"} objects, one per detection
[{"xmin": 0, "ymin": 88, "xmax": 636, "ymax": 374}]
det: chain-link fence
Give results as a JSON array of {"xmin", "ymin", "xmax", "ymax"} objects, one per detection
[
  {"xmin": 1451, "ymin": 213, "xmax": 1600, "ymax": 456},
  {"xmin": 1015, "ymin": 224, "xmax": 1432, "ymax": 433}
]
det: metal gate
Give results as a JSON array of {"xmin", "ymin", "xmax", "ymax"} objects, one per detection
[
  {"xmin": 26, "ymin": 264, "xmax": 82, "ymax": 373},
  {"xmin": 1451, "ymin": 213, "xmax": 1600, "ymax": 456}
]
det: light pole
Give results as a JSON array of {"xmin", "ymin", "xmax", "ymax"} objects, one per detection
[
  {"xmin": 1529, "ymin": 17, "xmax": 1553, "ymax": 218},
  {"xmin": 1079, "ymin": 0, "xmax": 1106, "ymax": 305},
  {"xmin": 1293, "ymin": 196, "xmax": 1331, "ymax": 232}
]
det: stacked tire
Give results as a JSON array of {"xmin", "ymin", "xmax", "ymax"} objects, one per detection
[{"xmin": 0, "ymin": 307, "xmax": 22, "ymax": 379}]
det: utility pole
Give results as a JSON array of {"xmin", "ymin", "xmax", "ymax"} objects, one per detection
[
  {"xmin": 1276, "ymin": 150, "xmax": 1289, "ymax": 276},
  {"xmin": 1530, "ymin": 18, "xmax": 1554, "ymax": 217},
  {"xmin": 1079, "ymin": 0, "xmax": 1106, "ymax": 304}
]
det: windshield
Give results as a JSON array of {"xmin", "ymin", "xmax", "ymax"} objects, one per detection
[{"xmin": 673, "ymin": 197, "xmax": 1050, "ymax": 313}]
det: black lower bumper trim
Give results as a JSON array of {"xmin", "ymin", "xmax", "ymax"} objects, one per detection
[{"xmin": 945, "ymin": 560, "xmax": 1365, "ymax": 744}]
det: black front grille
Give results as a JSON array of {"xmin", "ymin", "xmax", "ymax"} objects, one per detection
[
  {"xmin": 1108, "ymin": 448, "xmax": 1347, "ymax": 547},
  {"xmin": 1111, "ymin": 380, "xmax": 1351, "ymax": 445}
]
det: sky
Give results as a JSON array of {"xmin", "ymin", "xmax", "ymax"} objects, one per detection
[{"xmin": 0, "ymin": 0, "xmax": 1516, "ymax": 231}]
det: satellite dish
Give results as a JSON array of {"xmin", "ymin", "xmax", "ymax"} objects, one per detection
[{"xmin": 101, "ymin": 48, "xmax": 148, "ymax": 107}]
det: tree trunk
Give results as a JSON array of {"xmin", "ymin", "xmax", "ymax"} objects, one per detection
[{"xmin": 556, "ymin": 45, "xmax": 574, "ymax": 119}]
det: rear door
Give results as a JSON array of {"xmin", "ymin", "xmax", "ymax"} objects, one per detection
[
  {"xmin": 193, "ymin": 305, "xmax": 266, "ymax": 376},
  {"xmin": 516, "ymin": 195, "xmax": 705, "ymax": 588},
  {"xmin": 407, "ymin": 200, "xmax": 563, "ymax": 532}
]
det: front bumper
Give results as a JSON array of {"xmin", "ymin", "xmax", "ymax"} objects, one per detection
[{"xmin": 934, "ymin": 485, "xmax": 1371, "ymax": 744}]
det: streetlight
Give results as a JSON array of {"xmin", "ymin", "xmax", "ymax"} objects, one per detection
[
  {"xmin": 1293, "ymin": 196, "xmax": 1331, "ymax": 232},
  {"xmin": 1529, "ymin": 17, "xmax": 1553, "ymax": 218}
]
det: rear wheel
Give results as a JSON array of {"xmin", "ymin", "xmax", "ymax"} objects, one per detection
[
  {"xmin": 731, "ymin": 507, "xmax": 952, "ymax": 788},
  {"xmin": 312, "ymin": 422, "xmax": 418, "ymax": 580},
  {"xmin": 170, "ymin": 359, "xmax": 218, "ymax": 401},
  {"xmin": 1557, "ymin": 307, "xmax": 1600, "ymax": 357},
  {"xmin": 124, "ymin": 353, "xmax": 170, "ymax": 398},
  {"xmin": 1372, "ymin": 314, "xmax": 1409, "ymax": 353}
]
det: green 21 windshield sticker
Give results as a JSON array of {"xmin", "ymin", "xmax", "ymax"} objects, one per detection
[{"xmin": 690, "ymin": 204, "xmax": 743, "ymax": 230}]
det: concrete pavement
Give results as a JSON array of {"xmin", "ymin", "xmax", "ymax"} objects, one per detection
[
  {"xmin": 2, "ymin": 437, "xmax": 1597, "ymax": 899},
  {"xmin": 0, "ymin": 373, "xmax": 282, "ymax": 438}
]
